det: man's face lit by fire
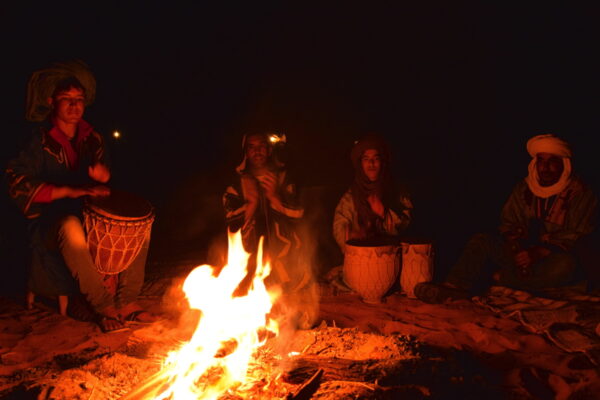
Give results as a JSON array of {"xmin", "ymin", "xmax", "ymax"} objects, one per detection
[
  {"xmin": 536, "ymin": 152, "xmax": 564, "ymax": 187},
  {"xmin": 361, "ymin": 149, "xmax": 381, "ymax": 182},
  {"xmin": 245, "ymin": 135, "xmax": 270, "ymax": 169},
  {"xmin": 50, "ymin": 87, "xmax": 85, "ymax": 126}
]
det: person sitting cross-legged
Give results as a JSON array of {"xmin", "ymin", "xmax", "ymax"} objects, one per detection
[
  {"xmin": 333, "ymin": 133, "xmax": 413, "ymax": 253},
  {"xmin": 416, "ymin": 134, "xmax": 598, "ymax": 303}
]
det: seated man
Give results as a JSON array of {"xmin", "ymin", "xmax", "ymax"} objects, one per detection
[
  {"xmin": 223, "ymin": 132, "xmax": 306, "ymax": 292},
  {"xmin": 6, "ymin": 61, "xmax": 154, "ymax": 332},
  {"xmin": 417, "ymin": 134, "xmax": 598, "ymax": 303},
  {"xmin": 333, "ymin": 133, "xmax": 412, "ymax": 253}
]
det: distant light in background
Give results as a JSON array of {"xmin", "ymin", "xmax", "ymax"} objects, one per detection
[
  {"xmin": 113, "ymin": 130, "xmax": 121, "ymax": 139},
  {"xmin": 269, "ymin": 132, "xmax": 286, "ymax": 145}
]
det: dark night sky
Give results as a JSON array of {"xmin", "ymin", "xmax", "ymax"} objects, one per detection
[{"xmin": 2, "ymin": 3, "xmax": 600, "ymax": 283}]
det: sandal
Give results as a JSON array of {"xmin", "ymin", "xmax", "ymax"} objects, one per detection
[
  {"xmin": 96, "ymin": 315, "xmax": 129, "ymax": 333},
  {"xmin": 123, "ymin": 309, "xmax": 159, "ymax": 325}
]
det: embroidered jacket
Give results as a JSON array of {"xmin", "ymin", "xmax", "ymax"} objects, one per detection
[
  {"xmin": 6, "ymin": 121, "xmax": 108, "ymax": 219},
  {"xmin": 223, "ymin": 168, "xmax": 304, "ymax": 285}
]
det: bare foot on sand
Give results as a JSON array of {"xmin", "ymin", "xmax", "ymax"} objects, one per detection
[{"xmin": 97, "ymin": 306, "xmax": 128, "ymax": 333}]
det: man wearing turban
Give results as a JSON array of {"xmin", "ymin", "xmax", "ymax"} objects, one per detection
[{"xmin": 417, "ymin": 134, "xmax": 598, "ymax": 303}]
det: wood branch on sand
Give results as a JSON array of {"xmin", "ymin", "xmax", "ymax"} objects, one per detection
[{"xmin": 285, "ymin": 368, "xmax": 323, "ymax": 400}]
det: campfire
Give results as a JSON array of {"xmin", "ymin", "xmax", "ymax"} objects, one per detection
[
  {"xmin": 120, "ymin": 231, "xmax": 426, "ymax": 400},
  {"xmin": 2, "ymin": 230, "xmax": 519, "ymax": 399},
  {"xmin": 126, "ymin": 230, "xmax": 280, "ymax": 399}
]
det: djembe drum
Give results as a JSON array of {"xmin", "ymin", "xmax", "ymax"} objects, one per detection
[
  {"xmin": 343, "ymin": 239, "xmax": 401, "ymax": 303},
  {"xmin": 83, "ymin": 189, "xmax": 155, "ymax": 275},
  {"xmin": 399, "ymin": 241, "xmax": 434, "ymax": 298}
]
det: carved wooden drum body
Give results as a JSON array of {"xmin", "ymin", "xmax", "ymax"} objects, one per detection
[
  {"xmin": 83, "ymin": 189, "xmax": 155, "ymax": 275},
  {"xmin": 400, "ymin": 242, "xmax": 434, "ymax": 298},
  {"xmin": 343, "ymin": 241, "xmax": 400, "ymax": 303}
]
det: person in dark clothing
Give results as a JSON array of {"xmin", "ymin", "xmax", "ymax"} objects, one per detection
[
  {"xmin": 6, "ymin": 61, "xmax": 154, "ymax": 332},
  {"xmin": 223, "ymin": 132, "xmax": 308, "ymax": 292},
  {"xmin": 417, "ymin": 134, "xmax": 598, "ymax": 303}
]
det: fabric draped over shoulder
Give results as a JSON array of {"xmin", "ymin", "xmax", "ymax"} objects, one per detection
[
  {"xmin": 349, "ymin": 133, "xmax": 392, "ymax": 236},
  {"xmin": 333, "ymin": 133, "xmax": 412, "ymax": 252}
]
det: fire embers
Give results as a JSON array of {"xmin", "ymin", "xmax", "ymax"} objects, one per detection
[{"xmin": 151, "ymin": 230, "xmax": 280, "ymax": 399}]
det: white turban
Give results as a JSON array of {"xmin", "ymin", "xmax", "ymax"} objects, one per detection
[
  {"xmin": 525, "ymin": 134, "xmax": 572, "ymax": 198},
  {"xmin": 526, "ymin": 134, "xmax": 572, "ymax": 158}
]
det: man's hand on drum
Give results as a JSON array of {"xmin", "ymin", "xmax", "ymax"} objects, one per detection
[
  {"xmin": 88, "ymin": 163, "xmax": 111, "ymax": 183},
  {"xmin": 87, "ymin": 185, "xmax": 111, "ymax": 197},
  {"xmin": 53, "ymin": 185, "xmax": 110, "ymax": 200}
]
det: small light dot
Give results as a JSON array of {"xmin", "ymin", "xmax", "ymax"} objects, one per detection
[{"xmin": 113, "ymin": 131, "xmax": 121, "ymax": 139}]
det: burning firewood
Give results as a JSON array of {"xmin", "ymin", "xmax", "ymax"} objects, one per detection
[
  {"xmin": 284, "ymin": 356, "xmax": 399, "ymax": 384},
  {"xmin": 119, "ymin": 370, "xmax": 169, "ymax": 400},
  {"xmin": 285, "ymin": 368, "xmax": 323, "ymax": 400}
]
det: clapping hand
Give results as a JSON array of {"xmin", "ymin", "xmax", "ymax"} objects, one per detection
[
  {"xmin": 258, "ymin": 172, "xmax": 285, "ymax": 211},
  {"xmin": 258, "ymin": 172, "xmax": 278, "ymax": 201},
  {"xmin": 241, "ymin": 175, "xmax": 260, "ymax": 220}
]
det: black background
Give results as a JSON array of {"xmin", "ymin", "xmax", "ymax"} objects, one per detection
[{"xmin": 2, "ymin": 3, "xmax": 600, "ymax": 293}]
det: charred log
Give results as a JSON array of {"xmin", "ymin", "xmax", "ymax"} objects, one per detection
[{"xmin": 285, "ymin": 368, "xmax": 323, "ymax": 400}]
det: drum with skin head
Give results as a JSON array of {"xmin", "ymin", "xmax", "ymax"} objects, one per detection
[{"xmin": 83, "ymin": 189, "xmax": 154, "ymax": 275}]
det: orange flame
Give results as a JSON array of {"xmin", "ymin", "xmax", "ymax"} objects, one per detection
[{"xmin": 155, "ymin": 230, "xmax": 279, "ymax": 399}]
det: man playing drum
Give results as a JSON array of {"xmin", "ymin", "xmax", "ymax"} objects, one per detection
[
  {"xmin": 416, "ymin": 134, "xmax": 599, "ymax": 303},
  {"xmin": 6, "ymin": 61, "xmax": 154, "ymax": 332},
  {"xmin": 333, "ymin": 133, "xmax": 413, "ymax": 253}
]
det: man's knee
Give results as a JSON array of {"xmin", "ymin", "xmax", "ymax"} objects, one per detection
[
  {"xmin": 465, "ymin": 233, "xmax": 498, "ymax": 252},
  {"xmin": 469, "ymin": 233, "xmax": 492, "ymax": 244},
  {"xmin": 538, "ymin": 252, "xmax": 577, "ymax": 284},
  {"xmin": 573, "ymin": 234, "xmax": 600, "ymax": 288},
  {"xmin": 56, "ymin": 215, "xmax": 86, "ymax": 246},
  {"xmin": 59, "ymin": 215, "xmax": 83, "ymax": 228},
  {"xmin": 547, "ymin": 252, "xmax": 577, "ymax": 270}
]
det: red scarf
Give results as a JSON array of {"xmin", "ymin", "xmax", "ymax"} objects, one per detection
[
  {"xmin": 48, "ymin": 118, "xmax": 93, "ymax": 169},
  {"xmin": 33, "ymin": 119, "xmax": 94, "ymax": 203}
]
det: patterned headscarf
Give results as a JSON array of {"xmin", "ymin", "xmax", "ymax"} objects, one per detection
[
  {"xmin": 350, "ymin": 133, "xmax": 392, "ymax": 235},
  {"xmin": 235, "ymin": 132, "xmax": 284, "ymax": 174},
  {"xmin": 25, "ymin": 60, "xmax": 96, "ymax": 122},
  {"xmin": 525, "ymin": 134, "xmax": 572, "ymax": 198}
]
